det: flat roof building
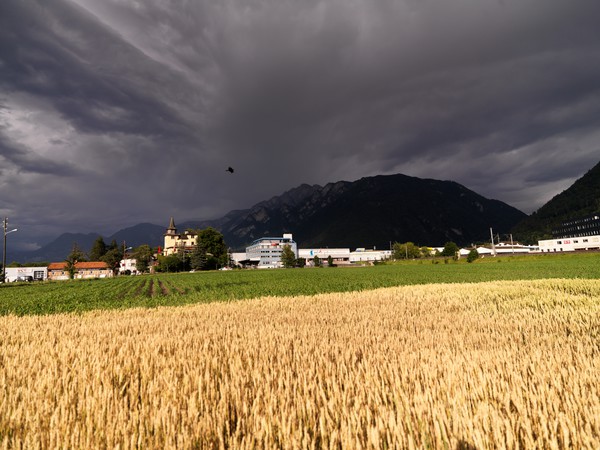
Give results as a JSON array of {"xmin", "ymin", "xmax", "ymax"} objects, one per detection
[
  {"xmin": 246, "ymin": 234, "xmax": 298, "ymax": 268},
  {"xmin": 539, "ymin": 214, "xmax": 600, "ymax": 252}
]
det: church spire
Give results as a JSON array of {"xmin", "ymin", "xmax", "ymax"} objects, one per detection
[{"xmin": 166, "ymin": 217, "xmax": 177, "ymax": 235}]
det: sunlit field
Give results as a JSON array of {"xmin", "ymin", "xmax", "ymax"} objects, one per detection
[
  {"xmin": 1, "ymin": 279, "xmax": 599, "ymax": 448},
  {"xmin": 1, "ymin": 252, "xmax": 600, "ymax": 316}
]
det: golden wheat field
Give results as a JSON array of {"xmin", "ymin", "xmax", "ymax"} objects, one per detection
[{"xmin": 1, "ymin": 279, "xmax": 600, "ymax": 449}]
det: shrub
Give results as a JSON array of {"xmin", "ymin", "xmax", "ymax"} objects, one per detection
[{"xmin": 466, "ymin": 249, "xmax": 479, "ymax": 263}]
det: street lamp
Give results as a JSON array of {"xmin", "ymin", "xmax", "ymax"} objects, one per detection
[{"xmin": 2, "ymin": 217, "xmax": 18, "ymax": 283}]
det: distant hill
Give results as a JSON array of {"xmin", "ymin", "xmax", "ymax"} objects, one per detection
[
  {"xmin": 512, "ymin": 160, "xmax": 600, "ymax": 243},
  {"xmin": 218, "ymin": 174, "xmax": 526, "ymax": 250},
  {"xmin": 15, "ymin": 173, "xmax": 527, "ymax": 262},
  {"xmin": 20, "ymin": 232, "xmax": 101, "ymax": 263}
]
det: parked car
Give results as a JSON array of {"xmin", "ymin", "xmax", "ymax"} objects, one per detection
[{"xmin": 16, "ymin": 276, "xmax": 34, "ymax": 282}]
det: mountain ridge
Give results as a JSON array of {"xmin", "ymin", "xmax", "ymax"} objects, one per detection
[
  {"xmin": 512, "ymin": 160, "xmax": 600, "ymax": 243},
  {"xmin": 11, "ymin": 173, "xmax": 527, "ymax": 262}
]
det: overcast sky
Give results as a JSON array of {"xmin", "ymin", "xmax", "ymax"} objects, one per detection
[{"xmin": 1, "ymin": 0, "xmax": 600, "ymax": 250}]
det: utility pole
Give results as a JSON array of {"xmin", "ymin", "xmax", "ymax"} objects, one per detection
[
  {"xmin": 2, "ymin": 218, "xmax": 18, "ymax": 283},
  {"xmin": 2, "ymin": 218, "xmax": 6, "ymax": 283},
  {"xmin": 490, "ymin": 227, "xmax": 496, "ymax": 257}
]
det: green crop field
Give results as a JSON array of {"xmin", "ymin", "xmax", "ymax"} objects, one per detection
[{"xmin": 1, "ymin": 252, "xmax": 599, "ymax": 316}]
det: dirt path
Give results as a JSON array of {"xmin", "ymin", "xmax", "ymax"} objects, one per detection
[{"xmin": 157, "ymin": 280, "xmax": 170, "ymax": 296}]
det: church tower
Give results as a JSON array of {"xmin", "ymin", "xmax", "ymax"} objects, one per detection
[
  {"xmin": 164, "ymin": 217, "xmax": 179, "ymax": 255},
  {"xmin": 166, "ymin": 217, "xmax": 177, "ymax": 235}
]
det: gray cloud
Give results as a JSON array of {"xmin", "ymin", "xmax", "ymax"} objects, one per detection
[{"xmin": 1, "ymin": 0, "xmax": 600, "ymax": 251}]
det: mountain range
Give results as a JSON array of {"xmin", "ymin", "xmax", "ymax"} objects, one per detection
[{"xmin": 12, "ymin": 173, "xmax": 529, "ymax": 263}]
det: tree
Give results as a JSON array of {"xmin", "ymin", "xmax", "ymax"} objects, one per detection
[
  {"xmin": 89, "ymin": 236, "xmax": 107, "ymax": 261},
  {"xmin": 134, "ymin": 244, "xmax": 153, "ymax": 273},
  {"xmin": 326, "ymin": 255, "xmax": 336, "ymax": 267},
  {"xmin": 107, "ymin": 239, "xmax": 120, "ymax": 252},
  {"xmin": 156, "ymin": 255, "xmax": 182, "ymax": 273},
  {"xmin": 281, "ymin": 244, "xmax": 296, "ymax": 268},
  {"xmin": 466, "ymin": 248, "xmax": 479, "ymax": 263},
  {"xmin": 190, "ymin": 242, "xmax": 208, "ymax": 271},
  {"xmin": 65, "ymin": 243, "xmax": 86, "ymax": 279},
  {"xmin": 296, "ymin": 257, "xmax": 306, "ymax": 268},
  {"xmin": 313, "ymin": 255, "xmax": 322, "ymax": 267},
  {"xmin": 101, "ymin": 248, "xmax": 123, "ymax": 275},
  {"xmin": 176, "ymin": 247, "xmax": 192, "ymax": 272},
  {"xmin": 392, "ymin": 242, "xmax": 421, "ymax": 260},
  {"xmin": 195, "ymin": 227, "xmax": 228, "ymax": 270},
  {"xmin": 440, "ymin": 241, "xmax": 460, "ymax": 260}
]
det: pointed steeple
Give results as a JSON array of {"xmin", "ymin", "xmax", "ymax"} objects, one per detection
[{"xmin": 166, "ymin": 217, "xmax": 177, "ymax": 235}]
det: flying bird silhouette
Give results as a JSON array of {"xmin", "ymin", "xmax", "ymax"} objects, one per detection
[{"xmin": 226, "ymin": 167, "xmax": 234, "ymax": 173}]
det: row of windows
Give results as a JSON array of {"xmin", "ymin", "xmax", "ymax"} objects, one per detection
[
  {"xmin": 561, "ymin": 215, "xmax": 600, "ymax": 227},
  {"xmin": 556, "ymin": 239, "xmax": 590, "ymax": 244},
  {"xmin": 558, "ymin": 231, "xmax": 600, "ymax": 238},
  {"xmin": 554, "ymin": 215, "xmax": 600, "ymax": 237}
]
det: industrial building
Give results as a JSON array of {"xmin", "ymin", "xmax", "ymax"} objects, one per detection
[
  {"xmin": 245, "ymin": 234, "xmax": 298, "ymax": 268},
  {"xmin": 538, "ymin": 214, "xmax": 600, "ymax": 252},
  {"xmin": 348, "ymin": 248, "xmax": 392, "ymax": 263},
  {"xmin": 298, "ymin": 248, "xmax": 351, "ymax": 266}
]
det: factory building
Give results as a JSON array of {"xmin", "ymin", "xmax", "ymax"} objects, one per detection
[
  {"xmin": 245, "ymin": 234, "xmax": 298, "ymax": 268},
  {"xmin": 538, "ymin": 214, "xmax": 600, "ymax": 252}
]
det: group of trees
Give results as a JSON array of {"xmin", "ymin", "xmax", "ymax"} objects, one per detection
[
  {"xmin": 392, "ymin": 241, "xmax": 464, "ymax": 261},
  {"xmin": 391, "ymin": 240, "xmax": 482, "ymax": 263},
  {"xmin": 392, "ymin": 242, "xmax": 433, "ymax": 260}
]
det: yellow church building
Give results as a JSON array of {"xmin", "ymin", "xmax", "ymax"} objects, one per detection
[{"xmin": 162, "ymin": 217, "xmax": 198, "ymax": 256}]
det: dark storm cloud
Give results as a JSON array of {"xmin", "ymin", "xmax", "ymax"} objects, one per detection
[
  {"xmin": 0, "ymin": 0, "xmax": 199, "ymax": 139},
  {"xmin": 0, "ymin": 133, "xmax": 79, "ymax": 176},
  {"xmin": 1, "ymin": 0, "xmax": 600, "ymax": 250}
]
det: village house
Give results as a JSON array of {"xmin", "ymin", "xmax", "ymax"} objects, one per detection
[{"xmin": 47, "ymin": 262, "xmax": 113, "ymax": 280}]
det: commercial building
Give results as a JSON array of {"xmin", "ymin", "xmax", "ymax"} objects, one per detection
[
  {"xmin": 458, "ymin": 243, "xmax": 539, "ymax": 257},
  {"xmin": 538, "ymin": 214, "xmax": 600, "ymax": 252},
  {"xmin": 245, "ymin": 234, "xmax": 298, "ymax": 268},
  {"xmin": 238, "ymin": 241, "xmax": 392, "ymax": 267},
  {"xmin": 298, "ymin": 248, "xmax": 351, "ymax": 266},
  {"xmin": 349, "ymin": 248, "xmax": 392, "ymax": 263},
  {"xmin": 5, "ymin": 266, "xmax": 47, "ymax": 282}
]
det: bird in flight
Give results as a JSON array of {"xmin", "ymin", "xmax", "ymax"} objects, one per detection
[{"xmin": 226, "ymin": 167, "xmax": 234, "ymax": 174}]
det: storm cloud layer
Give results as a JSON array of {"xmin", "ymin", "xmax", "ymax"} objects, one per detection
[{"xmin": 1, "ymin": 0, "xmax": 600, "ymax": 250}]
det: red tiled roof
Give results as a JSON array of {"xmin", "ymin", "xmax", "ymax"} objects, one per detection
[
  {"xmin": 48, "ymin": 262, "xmax": 110, "ymax": 270},
  {"xmin": 76, "ymin": 262, "xmax": 110, "ymax": 269}
]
